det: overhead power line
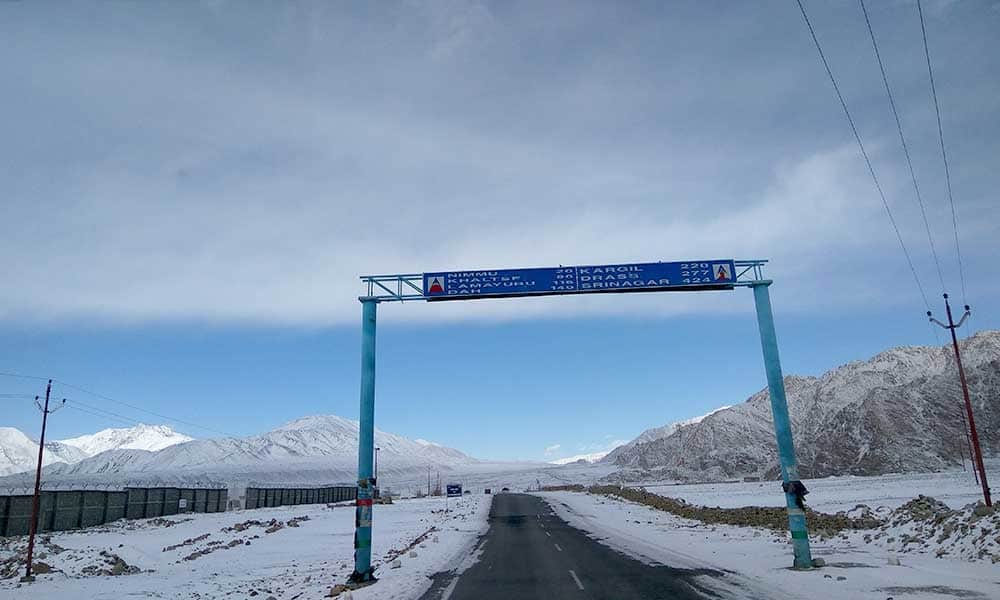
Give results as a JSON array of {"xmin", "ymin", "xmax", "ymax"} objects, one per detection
[
  {"xmin": 52, "ymin": 379, "xmax": 236, "ymax": 438},
  {"xmin": 66, "ymin": 397, "xmax": 156, "ymax": 428},
  {"xmin": 917, "ymin": 0, "xmax": 967, "ymax": 305},
  {"xmin": 0, "ymin": 371, "xmax": 50, "ymax": 382},
  {"xmin": 859, "ymin": 0, "xmax": 946, "ymax": 294},
  {"xmin": 0, "ymin": 371, "xmax": 235, "ymax": 438},
  {"xmin": 64, "ymin": 402, "xmax": 152, "ymax": 430},
  {"xmin": 65, "ymin": 397, "xmax": 203, "ymax": 443},
  {"xmin": 794, "ymin": 0, "xmax": 931, "ymax": 312}
]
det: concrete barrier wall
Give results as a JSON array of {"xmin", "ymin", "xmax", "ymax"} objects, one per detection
[
  {"xmin": 81, "ymin": 491, "xmax": 124, "ymax": 528},
  {"xmin": 53, "ymin": 491, "xmax": 82, "ymax": 531},
  {"xmin": 126, "ymin": 488, "xmax": 148, "ymax": 519},
  {"xmin": 4, "ymin": 496, "xmax": 34, "ymax": 537},
  {"xmin": 163, "ymin": 488, "xmax": 179, "ymax": 516},
  {"xmin": 194, "ymin": 489, "xmax": 208, "ymax": 513},
  {"xmin": 106, "ymin": 491, "xmax": 127, "ymax": 522},
  {"xmin": 2, "ymin": 484, "xmax": 326, "ymax": 537},
  {"xmin": 1, "ymin": 487, "xmax": 227, "ymax": 537},
  {"xmin": 206, "ymin": 489, "xmax": 220, "ymax": 513},
  {"xmin": 179, "ymin": 489, "xmax": 194, "ymax": 513},
  {"xmin": 146, "ymin": 488, "xmax": 165, "ymax": 518},
  {"xmin": 243, "ymin": 486, "xmax": 356, "ymax": 510}
]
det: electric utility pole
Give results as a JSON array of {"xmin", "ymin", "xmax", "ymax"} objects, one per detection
[
  {"xmin": 929, "ymin": 294, "xmax": 991, "ymax": 507},
  {"xmin": 960, "ymin": 407, "xmax": 979, "ymax": 485},
  {"xmin": 22, "ymin": 380, "xmax": 66, "ymax": 583}
]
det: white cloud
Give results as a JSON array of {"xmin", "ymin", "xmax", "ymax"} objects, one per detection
[
  {"xmin": 576, "ymin": 438, "xmax": 629, "ymax": 455},
  {"xmin": 547, "ymin": 436, "xmax": 630, "ymax": 463},
  {"xmin": 2, "ymin": 1, "xmax": 996, "ymax": 326},
  {"xmin": 550, "ymin": 437, "xmax": 631, "ymax": 464}
]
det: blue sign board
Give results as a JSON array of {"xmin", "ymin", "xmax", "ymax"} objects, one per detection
[
  {"xmin": 423, "ymin": 260, "xmax": 736, "ymax": 300},
  {"xmin": 446, "ymin": 484, "xmax": 463, "ymax": 498}
]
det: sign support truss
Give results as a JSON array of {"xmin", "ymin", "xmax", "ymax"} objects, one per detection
[
  {"xmin": 361, "ymin": 259, "xmax": 771, "ymax": 302},
  {"xmin": 349, "ymin": 257, "xmax": 814, "ymax": 582}
]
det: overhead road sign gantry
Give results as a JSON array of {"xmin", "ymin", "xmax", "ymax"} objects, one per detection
[
  {"xmin": 422, "ymin": 260, "xmax": 736, "ymax": 301},
  {"xmin": 360, "ymin": 259, "xmax": 766, "ymax": 303},
  {"xmin": 349, "ymin": 257, "xmax": 813, "ymax": 582}
]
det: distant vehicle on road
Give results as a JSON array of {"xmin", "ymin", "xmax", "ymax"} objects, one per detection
[
  {"xmin": 484, "ymin": 488, "xmax": 491, "ymax": 494},
  {"xmin": 501, "ymin": 487, "xmax": 509, "ymax": 492}
]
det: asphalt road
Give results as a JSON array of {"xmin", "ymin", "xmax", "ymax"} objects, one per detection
[{"xmin": 419, "ymin": 493, "xmax": 726, "ymax": 600}]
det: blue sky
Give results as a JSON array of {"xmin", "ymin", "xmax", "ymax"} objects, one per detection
[{"xmin": 1, "ymin": 1, "xmax": 998, "ymax": 461}]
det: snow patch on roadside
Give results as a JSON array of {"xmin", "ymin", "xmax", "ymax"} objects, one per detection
[
  {"xmin": 864, "ymin": 496, "xmax": 1000, "ymax": 563},
  {"xmin": 354, "ymin": 498, "xmax": 492, "ymax": 600},
  {"xmin": 0, "ymin": 495, "xmax": 492, "ymax": 600}
]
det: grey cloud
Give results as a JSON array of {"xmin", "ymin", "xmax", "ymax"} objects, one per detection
[{"xmin": 1, "ymin": 0, "xmax": 996, "ymax": 325}]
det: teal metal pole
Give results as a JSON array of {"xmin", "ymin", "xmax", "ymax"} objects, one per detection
[
  {"xmin": 752, "ymin": 283, "xmax": 813, "ymax": 569},
  {"xmin": 352, "ymin": 299, "xmax": 378, "ymax": 582}
]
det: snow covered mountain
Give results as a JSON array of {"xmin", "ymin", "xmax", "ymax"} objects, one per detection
[
  {"xmin": 611, "ymin": 330, "xmax": 1000, "ymax": 481},
  {"xmin": 18, "ymin": 415, "xmax": 476, "ymax": 485},
  {"xmin": 601, "ymin": 406, "xmax": 731, "ymax": 465},
  {"xmin": 550, "ymin": 451, "xmax": 613, "ymax": 465},
  {"xmin": 0, "ymin": 424, "xmax": 192, "ymax": 477},
  {"xmin": 58, "ymin": 424, "xmax": 192, "ymax": 455},
  {"xmin": 1, "ymin": 428, "xmax": 58, "ymax": 477},
  {"xmin": 547, "ymin": 406, "xmax": 733, "ymax": 466}
]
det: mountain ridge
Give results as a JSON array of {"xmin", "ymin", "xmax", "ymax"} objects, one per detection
[
  {"xmin": 1, "ymin": 414, "xmax": 476, "ymax": 486},
  {"xmin": 601, "ymin": 405, "xmax": 731, "ymax": 465},
  {"xmin": 610, "ymin": 330, "xmax": 1000, "ymax": 481},
  {"xmin": 0, "ymin": 424, "xmax": 191, "ymax": 477}
]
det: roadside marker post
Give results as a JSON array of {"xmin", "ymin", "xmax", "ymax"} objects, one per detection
[{"xmin": 350, "ymin": 259, "xmax": 813, "ymax": 581}]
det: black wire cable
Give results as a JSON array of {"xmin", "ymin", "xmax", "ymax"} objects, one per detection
[
  {"xmin": 52, "ymin": 379, "xmax": 235, "ymax": 438},
  {"xmin": 794, "ymin": 0, "xmax": 931, "ymax": 313},
  {"xmin": 64, "ymin": 403, "xmax": 153, "ymax": 430},
  {"xmin": 859, "ymin": 0, "xmax": 946, "ymax": 294},
  {"xmin": 0, "ymin": 371, "xmax": 49, "ymax": 381},
  {"xmin": 64, "ymin": 399, "xmax": 205, "ymax": 445},
  {"xmin": 0, "ymin": 371, "xmax": 234, "ymax": 438},
  {"xmin": 917, "ymin": 0, "xmax": 967, "ymax": 305},
  {"xmin": 65, "ymin": 398, "xmax": 157, "ymax": 427}
]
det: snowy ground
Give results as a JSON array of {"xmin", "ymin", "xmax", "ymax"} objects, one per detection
[
  {"xmin": 0, "ymin": 495, "xmax": 490, "ymax": 600},
  {"xmin": 639, "ymin": 462, "xmax": 997, "ymax": 513},
  {"xmin": 2, "ymin": 464, "xmax": 997, "ymax": 600},
  {"xmin": 538, "ymin": 490, "xmax": 1000, "ymax": 600}
]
